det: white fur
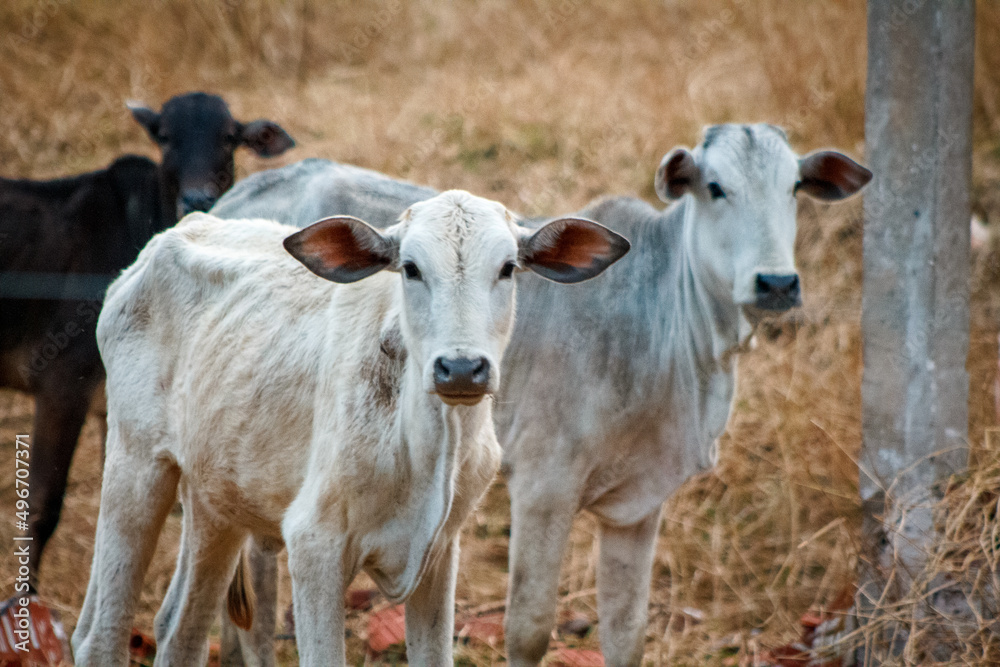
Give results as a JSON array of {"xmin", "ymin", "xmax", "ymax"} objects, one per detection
[
  {"xmin": 208, "ymin": 125, "xmax": 869, "ymax": 667},
  {"xmin": 71, "ymin": 191, "xmax": 536, "ymax": 666}
]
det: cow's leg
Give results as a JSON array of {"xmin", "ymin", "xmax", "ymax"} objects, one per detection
[
  {"xmin": 505, "ymin": 477, "xmax": 578, "ymax": 667},
  {"xmin": 285, "ymin": 514, "xmax": 350, "ymax": 666},
  {"xmin": 220, "ymin": 538, "xmax": 280, "ymax": 667},
  {"xmin": 153, "ymin": 501, "xmax": 247, "ymax": 666},
  {"xmin": 405, "ymin": 535, "xmax": 460, "ymax": 664},
  {"xmin": 71, "ymin": 428, "xmax": 180, "ymax": 666},
  {"xmin": 27, "ymin": 383, "xmax": 96, "ymax": 585},
  {"xmin": 153, "ymin": 508, "xmax": 191, "ymax": 642},
  {"xmin": 595, "ymin": 509, "xmax": 661, "ymax": 667}
]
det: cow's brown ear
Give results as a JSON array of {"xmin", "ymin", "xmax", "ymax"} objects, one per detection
[
  {"xmin": 126, "ymin": 101, "xmax": 161, "ymax": 142},
  {"xmin": 655, "ymin": 148, "xmax": 699, "ymax": 202},
  {"xmin": 284, "ymin": 216, "xmax": 396, "ymax": 283},
  {"xmin": 797, "ymin": 151, "xmax": 872, "ymax": 200},
  {"xmin": 520, "ymin": 218, "xmax": 630, "ymax": 284},
  {"xmin": 239, "ymin": 120, "xmax": 295, "ymax": 158}
]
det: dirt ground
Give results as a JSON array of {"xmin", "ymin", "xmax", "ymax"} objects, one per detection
[{"xmin": 2, "ymin": 1, "xmax": 1000, "ymax": 664}]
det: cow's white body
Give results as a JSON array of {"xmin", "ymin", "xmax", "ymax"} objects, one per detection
[
  {"xmin": 70, "ymin": 212, "xmax": 497, "ymax": 665},
  {"xmin": 210, "ymin": 123, "xmax": 871, "ymax": 666},
  {"xmin": 72, "ymin": 189, "xmax": 628, "ymax": 666}
]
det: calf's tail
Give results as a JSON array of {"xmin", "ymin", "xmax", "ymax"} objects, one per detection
[{"xmin": 227, "ymin": 545, "xmax": 256, "ymax": 631}]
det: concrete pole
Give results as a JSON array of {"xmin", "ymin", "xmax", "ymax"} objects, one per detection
[{"xmin": 858, "ymin": 0, "xmax": 975, "ymax": 660}]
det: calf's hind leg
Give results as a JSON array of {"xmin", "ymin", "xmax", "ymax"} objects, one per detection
[
  {"xmin": 219, "ymin": 537, "xmax": 280, "ymax": 667},
  {"xmin": 153, "ymin": 495, "xmax": 248, "ymax": 667},
  {"xmin": 71, "ymin": 427, "xmax": 180, "ymax": 666},
  {"xmin": 27, "ymin": 381, "xmax": 99, "ymax": 585}
]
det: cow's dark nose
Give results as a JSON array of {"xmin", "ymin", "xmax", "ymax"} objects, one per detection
[
  {"xmin": 180, "ymin": 191, "xmax": 217, "ymax": 215},
  {"xmin": 754, "ymin": 273, "xmax": 802, "ymax": 311},
  {"xmin": 433, "ymin": 356, "xmax": 491, "ymax": 402}
]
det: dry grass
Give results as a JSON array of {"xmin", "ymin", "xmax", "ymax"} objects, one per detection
[{"xmin": 1, "ymin": 0, "xmax": 1000, "ymax": 664}]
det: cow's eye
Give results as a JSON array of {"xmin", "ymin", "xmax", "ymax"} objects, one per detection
[
  {"xmin": 793, "ymin": 181, "xmax": 802, "ymax": 195},
  {"xmin": 707, "ymin": 182, "xmax": 726, "ymax": 200},
  {"xmin": 499, "ymin": 261, "xmax": 516, "ymax": 280},
  {"xmin": 402, "ymin": 262, "xmax": 422, "ymax": 281}
]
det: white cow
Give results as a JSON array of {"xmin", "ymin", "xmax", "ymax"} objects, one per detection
[
  {"xmin": 211, "ymin": 123, "xmax": 873, "ymax": 666},
  {"xmin": 70, "ymin": 190, "xmax": 629, "ymax": 666}
]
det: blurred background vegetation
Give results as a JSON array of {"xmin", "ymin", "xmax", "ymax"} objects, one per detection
[{"xmin": 2, "ymin": 1, "xmax": 1000, "ymax": 663}]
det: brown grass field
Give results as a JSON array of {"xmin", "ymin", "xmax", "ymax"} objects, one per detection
[{"xmin": 2, "ymin": 1, "xmax": 1000, "ymax": 664}]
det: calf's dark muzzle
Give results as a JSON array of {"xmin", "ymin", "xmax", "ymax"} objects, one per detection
[
  {"xmin": 754, "ymin": 273, "xmax": 801, "ymax": 311},
  {"xmin": 433, "ymin": 356, "xmax": 491, "ymax": 405}
]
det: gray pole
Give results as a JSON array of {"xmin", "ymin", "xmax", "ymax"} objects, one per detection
[{"xmin": 859, "ymin": 0, "xmax": 975, "ymax": 660}]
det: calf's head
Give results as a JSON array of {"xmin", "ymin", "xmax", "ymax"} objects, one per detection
[
  {"xmin": 128, "ymin": 92, "xmax": 295, "ymax": 218},
  {"xmin": 284, "ymin": 190, "xmax": 630, "ymax": 406},
  {"xmin": 655, "ymin": 123, "xmax": 871, "ymax": 317}
]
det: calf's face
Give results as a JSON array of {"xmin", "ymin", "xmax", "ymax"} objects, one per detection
[
  {"xmin": 284, "ymin": 190, "xmax": 630, "ymax": 406},
  {"xmin": 655, "ymin": 123, "xmax": 871, "ymax": 316},
  {"xmin": 128, "ymin": 92, "xmax": 294, "ymax": 218}
]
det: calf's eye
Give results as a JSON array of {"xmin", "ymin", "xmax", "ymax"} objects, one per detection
[
  {"xmin": 499, "ymin": 261, "xmax": 516, "ymax": 280},
  {"xmin": 707, "ymin": 182, "xmax": 726, "ymax": 200},
  {"xmin": 402, "ymin": 262, "xmax": 422, "ymax": 281}
]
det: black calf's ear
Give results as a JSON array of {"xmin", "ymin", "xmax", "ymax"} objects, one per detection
[
  {"xmin": 239, "ymin": 120, "xmax": 295, "ymax": 158},
  {"xmin": 797, "ymin": 151, "xmax": 873, "ymax": 201},
  {"xmin": 655, "ymin": 148, "xmax": 699, "ymax": 202},
  {"xmin": 126, "ymin": 101, "xmax": 161, "ymax": 142},
  {"xmin": 284, "ymin": 216, "xmax": 396, "ymax": 283},
  {"xmin": 520, "ymin": 218, "xmax": 630, "ymax": 284}
]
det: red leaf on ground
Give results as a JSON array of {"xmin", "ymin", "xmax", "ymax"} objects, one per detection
[
  {"xmin": 207, "ymin": 641, "xmax": 221, "ymax": 666},
  {"xmin": 128, "ymin": 627, "xmax": 156, "ymax": 660},
  {"xmin": 800, "ymin": 610, "xmax": 825, "ymax": 630},
  {"xmin": 550, "ymin": 646, "xmax": 606, "ymax": 666},
  {"xmin": 455, "ymin": 612, "xmax": 504, "ymax": 647},
  {"xmin": 347, "ymin": 588, "xmax": 379, "ymax": 611},
  {"xmin": 0, "ymin": 595, "xmax": 70, "ymax": 666},
  {"xmin": 763, "ymin": 643, "xmax": 811, "ymax": 666},
  {"xmin": 366, "ymin": 605, "xmax": 406, "ymax": 655}
]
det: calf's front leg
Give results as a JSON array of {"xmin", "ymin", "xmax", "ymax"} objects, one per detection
[
  {"xmin": 285, "ymin": 518, "xmax": 350, "ymax": 666},
  {"xmin": 72, "ymin": 435, "xmax": 180, "ymax": 666},
  {"xmin": 404, "ymin": 535, "xmax": 460, "ymax": 665},
  {"xmin": 505, "ymin": 479, "xmax": 578, "ymax": 667},
  {"xmin": 595, "ymin": 509, "xmax": 661, "ymax": 667}
]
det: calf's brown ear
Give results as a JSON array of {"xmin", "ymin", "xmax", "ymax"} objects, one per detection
[
  {"xmin": 521, "ymin": 218, "xmax": 630, "ymax": 284},
  {"xmin": 797, "ymin": 151, "xmax": 872, "ymax": 200},
  {"xmin": 284, "ymin": 216, "xmax": 396, "ymax": 283},
  {"xmin": 240, "ymin": 120, "xmax": 296, "ymax": 158},
  {"xmin": 655, "ymin": 148, "xmax": 699, "ymax": 202}
]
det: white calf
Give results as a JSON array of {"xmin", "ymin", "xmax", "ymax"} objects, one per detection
[{"xmin": 71, "ymin": 190, "xmax": 628, "ymax": 666}]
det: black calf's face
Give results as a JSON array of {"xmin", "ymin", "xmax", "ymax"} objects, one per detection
[{"xmin": 128, "ymin": 92, "xmax": 294, "ymax": 217}]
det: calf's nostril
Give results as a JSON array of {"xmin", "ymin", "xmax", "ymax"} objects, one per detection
[
  {"xmin": 433, "ymin": 357, "xmax": 451, "ymax": 382},
  {"xmin": 471, "ymin": 357, "xmax": 490, "ymax": 384}
]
